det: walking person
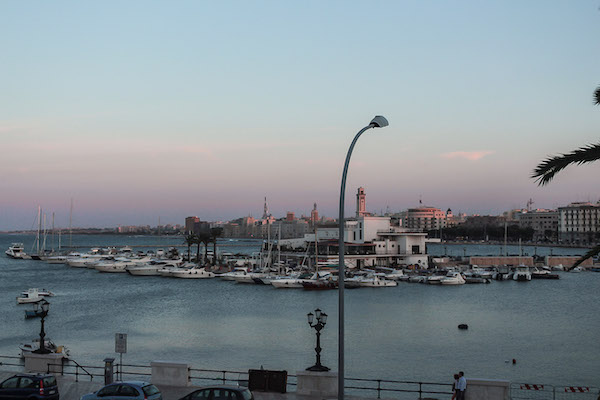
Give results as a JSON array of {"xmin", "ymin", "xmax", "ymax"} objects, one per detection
[
  {"xmin": 451, "ymin": 373, "xmax": 459, "ymax": 400},
  {"xmin": 456, "ymin": 371, "xmax": 467, "ymax": 400}
]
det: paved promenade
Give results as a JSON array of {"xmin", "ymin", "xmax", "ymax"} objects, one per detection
[{"xmin": 0, "ymin": 370, "xmax": 373, "ymax": 400}]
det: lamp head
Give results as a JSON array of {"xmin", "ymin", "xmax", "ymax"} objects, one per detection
[
  {"xmin": 307, "ymin": 312, "xmax": 314, "ymax": 325},
  {"xmin": 320, "ymin": 312, "xmax": 328, "ymax": 325},
  {"xmin": 370, "ymin": 115, "xmax": 389, "ymax": 128},
  {"xmin": 314, "ymin": 308, "xmax": 322, "ymax": 320},
  {"xmin": 40, "ymin": 299, "xmax": 49, "ymax": 313}
]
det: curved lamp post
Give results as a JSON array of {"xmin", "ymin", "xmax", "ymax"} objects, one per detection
[
  {"xmin": 338, "ymin": 116, "xmax": 388, "ymax": 399},
  {"xmin": 32, "ymin": 299, "xmax": 50, "ymax": 354},
  {"xmin": 306, "ymin": 308, "xmax": 329, "ymax": 372}
]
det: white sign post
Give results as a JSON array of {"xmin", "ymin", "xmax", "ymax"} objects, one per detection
[{"xmin": 115, "ymin": 333, "xmax": 127, "ymax": 380}]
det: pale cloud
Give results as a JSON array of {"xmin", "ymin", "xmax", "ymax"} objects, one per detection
[{"xmin": 441, "ymin": 151, "xmax": 494, "ymax": 161}]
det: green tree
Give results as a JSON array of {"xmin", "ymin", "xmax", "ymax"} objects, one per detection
[
  {"xmin": 196, "ymin": 231, "xmax": 212, "ymax": 265},
  {"xmin": 532, "ymin": 86, "xmax": 600, "ymax": 268}
]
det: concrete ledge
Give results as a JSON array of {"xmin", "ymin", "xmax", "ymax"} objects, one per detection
[
  {"xmin": 151, "ymin": 360, "xmax": 190, "ymax": 387},
  {"xmin": 296, "ymin": 370, "xmax": 338, "ymax": 398},
  {"xmin": 23, "ymin": 352, "xmax": 66, "ymax": 373},
  {"xmin": 465, "ymin": 378, "xmax": 510, "ymax": 400}
]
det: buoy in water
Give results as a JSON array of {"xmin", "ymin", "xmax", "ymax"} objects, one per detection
[
  {"xmin": 512, "ymin": 359, "xmax": 516, "ymax": 364},
  {"xmin": 458, "ymin": 324, "xmax": 469, "ymax": 330}
]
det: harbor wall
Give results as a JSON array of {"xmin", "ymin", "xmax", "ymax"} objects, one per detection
[
  {"xmin": 469, "ymin": 256, "xmax": 533, "ymax": 266},
  {"xmin": 546, "ymin": 256, "xmax": 592, "ymax": 268}
]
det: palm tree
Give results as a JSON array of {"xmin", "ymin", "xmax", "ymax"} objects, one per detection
[
  {"xmin": 196, "ymin": 231, "xmax": 212, "ymax": 265},
  {"xmin": 532, "ymin": 86, "xmax": 600, "ymax": 268},
  {"xmin": 183, "ymin": 234, "xmax": 197, "ymax": 262},
  {"xmin": 210, "ymin": 227, "xmax": 223, "ymax": 265}
]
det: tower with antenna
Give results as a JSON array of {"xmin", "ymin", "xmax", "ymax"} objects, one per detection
[{"xmin": 262, "ymin": 197, "xmax": 270, "ymax": 219}]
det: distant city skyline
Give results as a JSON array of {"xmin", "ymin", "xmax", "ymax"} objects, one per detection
[{"xmin": 2, "ymin": 1, "xmax": 599, "ymax": 230}]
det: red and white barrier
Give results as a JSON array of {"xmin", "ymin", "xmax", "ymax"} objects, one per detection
[
  {"xmin": 520, "ymin": 384, "xmax": 544, "ymax": 390},
  {"xmin": 564, "ymin": 387, "xmax": 590, "ymax": 393}
]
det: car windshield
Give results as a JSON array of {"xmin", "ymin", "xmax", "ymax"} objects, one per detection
[{"xmin": 143, "ymin": 384, "xmax": 161, "ymax": 396}]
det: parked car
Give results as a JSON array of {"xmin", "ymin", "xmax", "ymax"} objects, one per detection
[
  {"xmin": 80, "ymin": 381, "xmax": 161, "ymax": 400},
  {"xmin": 178, "ymin": 386, "xmax": 253, "ymax": 400},
  {"xmin": 0, "ymin": 373, "xmax": 59, "ymax": 400}
]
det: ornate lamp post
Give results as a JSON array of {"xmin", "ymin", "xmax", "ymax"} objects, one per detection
[
  {"xmin": 32, "ymin": 299, "xmax": 50, "ymax": 354},
  {"xmin": 306, "ymin": 308, "xmax": 329, "ymax": 372}
]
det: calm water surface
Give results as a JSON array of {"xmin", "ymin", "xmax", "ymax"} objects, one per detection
[{"xmin": 0, "ymin": 234, "xmax": 598, "ymax": 388}]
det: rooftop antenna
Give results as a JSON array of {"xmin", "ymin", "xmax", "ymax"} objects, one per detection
[{"xmin": 526, "ymin": 198, "xmax": 534, "ymax": 212}]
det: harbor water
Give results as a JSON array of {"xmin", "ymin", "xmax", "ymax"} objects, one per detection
[{"xmin": 0, "ymin": 234, "xmax": 599, "ymax": 389}]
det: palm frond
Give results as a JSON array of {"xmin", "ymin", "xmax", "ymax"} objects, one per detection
[
  {"xmin": 595, "ymin": 86, "xmax": 600, "ymax": 106},
  {"xmin": 532, "ymin": 142, "xmax": 600, "ymax": 186},
  {"xmin": 569, "ymin": 244, "xmax": 600, "ymax": 270}
]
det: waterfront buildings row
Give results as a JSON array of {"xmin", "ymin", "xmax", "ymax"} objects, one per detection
[{"xmin": 181, "ymin": 188, "xmax": 600, "ymax": 246}]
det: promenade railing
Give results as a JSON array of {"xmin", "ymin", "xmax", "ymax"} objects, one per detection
[{"xmin": 0, "ymin": 355, "xmax": 454, "ymax": 399}]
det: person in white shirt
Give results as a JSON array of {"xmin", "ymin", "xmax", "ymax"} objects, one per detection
[{"xmin": 456, "ymin": 371, "xmax": 467, "ymax": 400}]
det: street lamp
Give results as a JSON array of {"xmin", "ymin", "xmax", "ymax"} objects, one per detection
[
  {"xmin": 306, "ymin": 308, "xmax": 329, "ymax": 372},
  {"xmin": 338, "ymin": 116, "xmax": 388, "ymax": 399},
  {"xmin": 32, "ymin": 299, "xmax": 50, "ymax": 354}
]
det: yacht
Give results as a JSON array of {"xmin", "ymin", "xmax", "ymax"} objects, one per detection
[
  {"xmin": 358, "ymin": 274, "xmax": 397, "ymax": 287},
  {"xmin": 127, "ymin": 260, "xmax": 182, "ymax": 276},
  {"xmin": 17, "ymin": 288, "xmax": 43, "ymax": 304},
  {"xmin": 171, "ymin": 267, "xmax": 216, "ymax": 279},
  {"xmin": 271, "ymin": 272, "xmax": 313, "ymax": 288},
  {"xmin": 5, "ymin": 243, "xmax": 26, "ymax": 259},
  {"xmin": 95, "ymin": 256, "xmax": 151, "ymax": 273},
  {"xmin": 440, "ymin": 271, "xmax": 466, "ymax": 285},
  {"xmin": 513, "ymin": 265, "xmax": 532, "ymax": 281},
  {"xmin": 384, "ymin": 269, "xmax": 405, "ymax": 281},
  {"xmin": 219, "ymin": 267, "xmax": 250, "ymax": 281}
]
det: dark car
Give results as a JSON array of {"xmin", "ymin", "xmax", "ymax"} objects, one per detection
[
  {"xmin": 80, "ymin": 381, "xmax": 162, "ymax": 400},
  {"xmin": 179, "ymin": 386, "xmax": 253, "ymax": 400},
  {"xmin": 0, "ymin": 373, "xmax": 59, "ymax": 400}
]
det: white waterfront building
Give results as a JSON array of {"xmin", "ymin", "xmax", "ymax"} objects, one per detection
[{"xmin": 279, "ymin": 215, "xmax": 429, "ymax": 269}]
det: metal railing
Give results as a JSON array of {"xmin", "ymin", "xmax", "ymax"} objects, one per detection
[
  {"xmin": 0, "ymin": 355, "xmax": 24, "ymax": 370},
  {"xmin": 46, "ymin": 360, "xmax": 104, "ymax": 382}
]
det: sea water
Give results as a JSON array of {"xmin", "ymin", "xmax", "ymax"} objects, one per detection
[{"xmin": 0, "ymin": 234, "xmax": 598, "ymax": 390}]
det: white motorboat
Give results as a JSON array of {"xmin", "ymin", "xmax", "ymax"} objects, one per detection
[
  {"xmin": 19, "ymin": 339, "xmax": 70, "ymax": 358},
  {"xmin": 45, "ymin": 255, "xmax": 68, "ymax": 264},
  {"xmin": 427, "ymin": 275, "xmax": 445, "ymax": 284},
  {"xmin": 127, "ymin": 260, "xmax": 181, "ymax": 276},
  {"xmin": 232, "ymin": 272, "xmax": 269, "ymax": 284},
  {"xmin": 5, "ymin": 243, "xmax": 26, "ymax": 259},
  {"xmin": 158, "ymin": 262, "xmax": 195, "ymax": 277},
  {"xmin": 21, "ymin": 288, "xmax": 54, "ymax": 297},
  {"xmin": 385, "ymin": 269, "xmax": 405, "ymax": 281},
  {"xmin": 570, "ymin": 266, "xmax": 584, "ymax": 273},
  {"xmin": 359, "ymin": 274, "xmax": 397, "ymax": 287},
  {"xmin": 95, "ymin": 256, "xmax": 151, "ymax": 273},
  {"xmin": 271, "ymin": 272, "xmax": 313, "ymax": 289},
  {"xmin": 513, "ymin": 265, "xmax": 532, "ymax": 281},
  {"xmin": 440, "ymin": 271, "xmax": 466, "ymax": 285},
  {"xmin": 219, "ymin": 267, "xmax": 251, "ymax": 281},
  {"xmin": 171, "ymin": 267, "xmax": 215, "ymax": 279},
  {"xmin": 17, "ymin": 288, "xmax": 43, "ymax": 304}
]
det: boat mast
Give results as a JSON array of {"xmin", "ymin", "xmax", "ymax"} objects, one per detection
[
  {"xmin": 36, "ymin": 206, "xmax": 41, "ymax": 255},
  {"xmin": 51, "ymin": 212, "xmax": 55, "ymax": 253},
  {"xmin": 69, "ymin": 198, "xmax": 73, "ymax": 248},
  {"xmin": 42, "ymin": 212, "xmax": 47, "ymax": 254},
  {"xmin": 277, "ymin": 225, "xmax": 281, "ymax": 274}
]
